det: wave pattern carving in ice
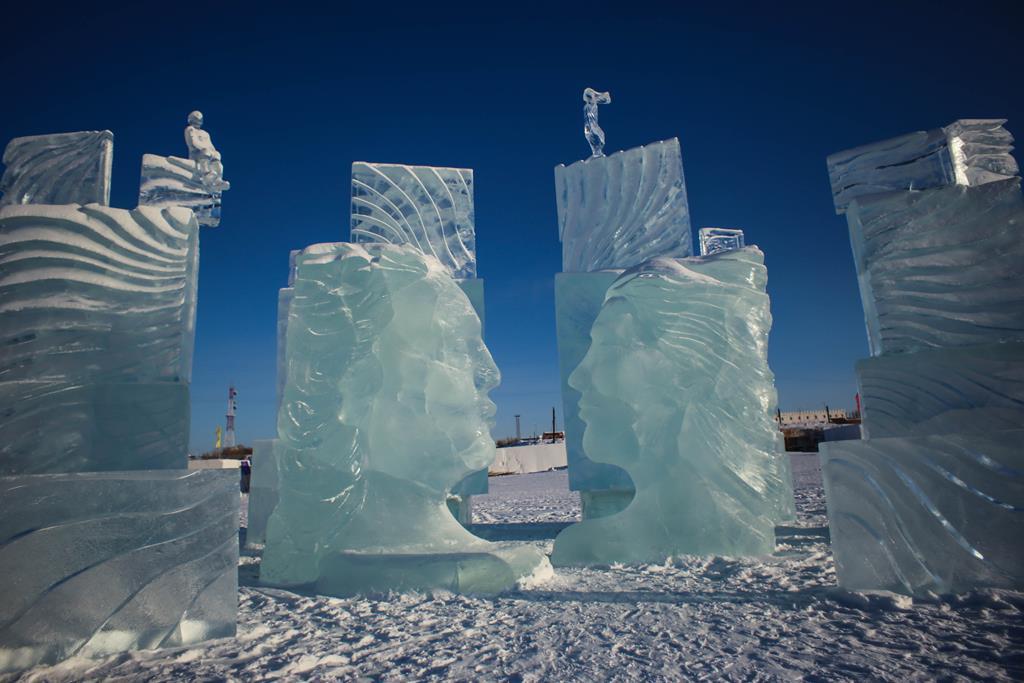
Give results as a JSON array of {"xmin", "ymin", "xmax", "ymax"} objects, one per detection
[
  {"xmin": 139, "ymin": 155, "xmax": 224, "ymax": 227},
  {"xmin": 0, "ymin": 470, "xmax": 238, "ymax": 672},
  {"xmin": 827, "ymin": 119, "xmax": 1018, "ymax": 214},
  {"xmin": 0, "ymin": 203, "xmax": 199, "ymax": 473},
  {"xmin": 0, "ymin": 131, "xmax": 113, "ymax": 207},
  {"xmin": 847, "ymin": 178, "xmax": 1024, "ymax": 356},
  {"xmin": 554, "ymin": 138, "xmax": 692, "ymax": 272},
  {"xmin": 820, "ymin": 432, "xmax": 1024, "ymax": 595},
  {"xmin": 261, "ymin": 243, "xmax": 548, "ymax": 595},
  {"xmin": 552, "ymin": 248, "xmax": 793, "ymax": 565},
  {"xmin": 350, "ymin": 163, "xmax": 476, "ymax": 279}
]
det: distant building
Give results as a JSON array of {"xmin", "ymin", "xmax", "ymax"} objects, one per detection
[{"xmin": 776, "ymin": 408, "xmax": 850, "ymax": 428}]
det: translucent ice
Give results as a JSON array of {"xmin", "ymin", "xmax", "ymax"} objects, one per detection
[
  {"xmin": 350, "ymin": 162, "xmax": 476, "ymax": 279},
  {"xmin": 827, "ymin": 118, "xmax": 1017, "ymax": 214},
  {"xmin": 0, "ymin": 131, "xmax": 113, "ymax": 207},
  {"xmin": 245, "ymin": 440, "xmax": 280, "ymax": 545},
  {"xmin": 698, "ymin": 227, "xmax": 745, "ymax": 256},
  {"xmin": 261, "ymin": 243, "xmax": 548, "ymax": 595},
  {"xmin": 0, "ymin": 203, "xmax": 199, "ymax": 473},
  {"xmin": 0, "ymin": 470, "xmax": 238, "ymax": 671},
  {"xmin": 552, "ymin": 248, "xmax": 793, "ymax": 565},
  {"xmin": 847, "ymin": 178, "xmax": 1024, "ymax": 356},
  {"xmin": 554, "ymin": 138, "xmax": 692, "ymax": 272},
  {"xmin": 820, "ymin": 431, "xmax": 1024, "ymax": 595},
  {"xmin": 583, "ymin": 87, "xmax": 611, "ymax": 158}
]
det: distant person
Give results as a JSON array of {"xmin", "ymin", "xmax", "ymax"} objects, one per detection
[{"xmin": 240, "ymin": 458, "xmax": 251, "ymax": 493}]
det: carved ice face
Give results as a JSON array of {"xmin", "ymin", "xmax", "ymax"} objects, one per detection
[{"xmin": 187, "ymin": 110, "xmax": 204, "ymax": 128}]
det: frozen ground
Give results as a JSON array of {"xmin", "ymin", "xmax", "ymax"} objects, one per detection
[{"xmin": 9, "ymin": 454, "xmax": 1023, "ymax": 681}]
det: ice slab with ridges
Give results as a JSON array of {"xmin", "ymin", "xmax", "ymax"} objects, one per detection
[
  {"xmin": 820, "ymin": 431, "xmax": 1024, "ymax": 595},
  {"xmin": 552, "ymin": 248, "xmax": 793, "ymax": 565},
  {"xmin": 139, "ymin": 154, "xmax": 224, "ymax": 227},
  {"xmin": 350, "ymin": 162, "xmax": 476, "ymax": 279},
  {"xmin": 847, "ymin": 178, "xmax": 1024, "ymax": 357},
  {"xmin": 246, "ymin": 439, "xmax": 279, "ymax": 545},
  {"xmin": 856, "ymin": 342, "xmax": 1024, "ymax": 439},
  {"xmin": 554, "ymin": 138, "xmax": 692, "ymax": 272},
  {"xmin": 1, "ymin": 131, "xmax": 113, "ymax": 207},
  {"xmin": 0, "ymin": 470, "xmax": 238, "ymax": 672},
  {"xmin": 827, "ymin": 119, "xmax": 1017, "ymax": 214},
  {"xmin": 261, "ymin": 243, "xmax": 547, "ymax": 595}
]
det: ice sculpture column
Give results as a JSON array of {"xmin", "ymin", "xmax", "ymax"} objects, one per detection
[
  {"xmin": 349, "ymin": 161, "xmax": 486, "ymax": 523},
  {"xmin": 0, "ymin": 120, "xmax": 237, "ymax": 672},
  {"xmin": 554, "ymin": 88, "xmax": 695, "ymax": 519},
  {"xmin": 260, "ymin": 243, "xmax": 549, "ymax": 596},
  {"xmin": 821, "ymin": 119, "xmax": 1024, "ymax": 595}
]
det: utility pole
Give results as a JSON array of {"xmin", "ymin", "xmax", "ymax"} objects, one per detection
[
  {"xmin": 515, "ymin": 414, "xmax": 521, "ymax": 442},
  {"xmin": 551, "ymin": 407, "xmax": 557, "ymax": 442}
]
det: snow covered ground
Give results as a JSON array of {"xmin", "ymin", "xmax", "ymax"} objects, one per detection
[{"xmin": 9, "ymin": 454, "xmax": 1023, "ymax": 681}]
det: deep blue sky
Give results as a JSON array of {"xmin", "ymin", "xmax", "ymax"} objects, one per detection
[{"xmin": 4, "ymin": 2, "xmax": 1022, "ymax": 450}]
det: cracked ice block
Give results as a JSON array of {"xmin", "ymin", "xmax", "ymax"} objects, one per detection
[
  {"xmin": 827, "ymin": 119, "xmax": 1018, "ymax": 214},
  {"xmin": 699, "ymin": 227, "xmax": 745, "ymax": 256},
  {"xmin": 554, "ymin": 138, "xmax": 692, "ymax": 272},
  {"xmin": 0, "ymin": 470, "xmax": 238, "ymax": 672},
  {"xmin": 246, "ymin": 439, "xmax": 279, "ymax": 545},
  {"xmin": 350, "ymin": 162, "xmax": 476, "ymax": 279},
  {"xmin": 139, "ymin": 154, "xmax": 224, "ymax": 227},
  {"xmin": 552, "ymin": 248, "xmax": 793, "ymax": 565},
  {"xmin": 554, "ymin": 271, "xmax": 632, "ymax": 496},
  {"xmin": 0, "ymin": 131, "xmax": 113, "ymax": 207},
  {"xmin": 847, "ymin": 178, "xmax": 1024, "ymax": 356},
  {"xmin": 261, "ymin": 243, "xmax": 548, "ymax": 595},
  {"xmin": 820, "ymin": 431, "xmax": 1024, "ymax": 595},
  {"xmin": 0, "ymin": 203, "xmax": 199, "ymax": 474},
  {"xmin": 856, "ymin": 342, "xmax": 1024, "ymax": 439}
]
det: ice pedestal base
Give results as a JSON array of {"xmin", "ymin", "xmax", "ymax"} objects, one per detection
[
  {"xmin": 0, "ymin": 470, "xmax": 239, "ymax": 672},
  {"xmin": 820, "ymin": 430, "xmax": 1024, "ymax": 596}
]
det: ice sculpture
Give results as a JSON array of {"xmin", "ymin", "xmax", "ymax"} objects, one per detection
[
  {"xmin": 261, "ymin": 243, "xmax": 549, "ymax": 595},
  {"xmin": 0, "ymin": 470, "xmax": 238, "ymax": 672},
  {"xmin": 583, "ymin": 87, "xmax": 611, "ymax": 158},
  {"xmin": 246, "ymin": 440, "xmax": 279, "ymax": 545},
  {"xmin": 0, "ymin": 131, "xmax": 113, "ymax": 207},
  {"xmin": 138, "ymin": 111, "xmax": 230, "ymax": 227},
  {"xmin": 554, "ymin": 138, "xmax": 692, "ymax": 272},
  {"xmin": 0, "ymin": 203, "xmax": 199, "ymax": 474},
  {"xmin": 350, "ymin": 162, "xmax": 475, "ymax": 279},
  {"xmin": 827, "ymin": 119, "xmax": 1018, "ymax": 214},
  {"xmin": 820, "ymin": 119, "xmax": 1024, "ymax": 595},
  {"xmin": 552, "ymin": 248, "xmax": 794, "ymax": 566},
  {"xmin": 698, "ymin": 227, "xmax": 745, "ymax": 256}
]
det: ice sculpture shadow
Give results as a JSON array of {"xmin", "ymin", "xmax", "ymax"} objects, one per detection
[
  {"xmin": 260, "ymin": 244, "xmax": 548, "ymax": 596},
  {"xmin": 551, "ymin": 249, "xmax": 794, "ymax": 566}
]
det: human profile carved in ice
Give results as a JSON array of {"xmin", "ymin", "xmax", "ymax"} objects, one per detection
[
  {"xmin": 184, "ymin": 111, "xmax": 229, "ymax": 192},
  {"xmin": 583, "ymin": 87, "xmax": 611, "ymax": 158},
  {"xmin": 261, "ymin": 243, "xmax": 548, "ymax": 595},
  {"xmin": 551, "ymin": 248, "xmax": 793, "ymax": 565}
]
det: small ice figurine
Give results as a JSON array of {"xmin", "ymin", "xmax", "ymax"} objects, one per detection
[
  {"xmin": 185, "ymin": 111, "xmax": 229, "ymax": 192},
  {"xmin": 583, "ymin": 88, "xmax": 611, "ymax": 158},
  {"xmin": 699, "ymin": 227, "xmax": 745, "ymax": 256}
]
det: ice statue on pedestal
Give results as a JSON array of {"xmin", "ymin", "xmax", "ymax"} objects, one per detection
[
  {"xmin": 583, "ymin": 87, "xmax": 611, "ymax": 158},
  {"xmin": 0, "ymin": 122, "xmax": 237, "ymax": 671},
  {"xmin": 261, "ymin": 243, "xmax": 549, "ymax": 595},
  {"xmin": 138, "ymin": 111, "xmax": 230, "ymax": 227},
  {"xmin": 552, "ymin": 248, "xmax": 793, "ymax": 565},
  {"xmin": 820, "ymin": 119, "xmax": 1024, "ymax": 595}
]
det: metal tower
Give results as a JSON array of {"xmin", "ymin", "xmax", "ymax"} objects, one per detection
[{"xmin": 225, "ymin": 386, "xmax": 237, "ymax": 448}]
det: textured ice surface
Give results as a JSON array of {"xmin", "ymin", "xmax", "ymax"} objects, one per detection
[
  {"xmin": 552, "ymin": 248, "xmax": 794, "ymax": 565},
  {"xmin": 139, "ymin": 155, "xmax": 225, "ymax": 227},
  {"xmin": 261, "ymin": 243, "xmax": 548, "ymax": 595},
  {"xmin": 0, "ymin": 203, "xmax": 199, "ymax": 474},
  {"xmin": 699, "ymin": 227, "xmax": 745, "ymax": 256},
  {"xmin": 0, "ymin": 131, "xmax": 113, "ymax": 207},
  {"xmin": 827, "ymin": 119, "xmax": 1017, "ymax": 214},
  {"xmin": 554, "ymin": 138, "xmax": 692, "ymax": 272},
  {"xmin": 246, "ymin": 440, "xmax": 280, "ymax": 545},
  {"xmin": 856, "ymin": 342, "xmax": 1024, "ymax": 439},
  {"xmin": 820, "ymin": 431, "xmax": 1024, "ymax": 595},
  {"xmin": 554, "ymin": 271, "xmax": 632, "ymax": 495},
  {"xmin": 0, "ymin": 470, "xmax": 238, "ymax": 672},
  {"xmin": 847, "ymin": 178, "xmax": 1024, "ymax": 356},
  {"xmin": 350, "ymin": 162, "xmax": 476, "ymax": 279}
]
